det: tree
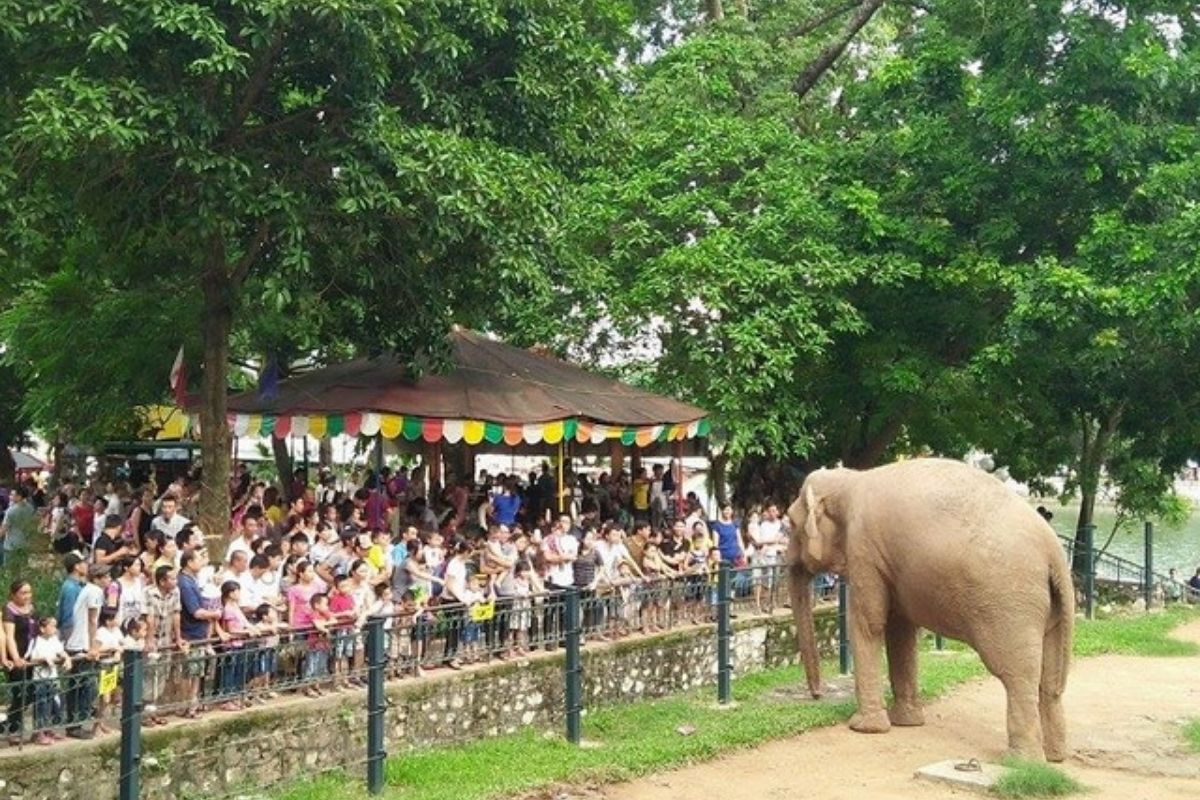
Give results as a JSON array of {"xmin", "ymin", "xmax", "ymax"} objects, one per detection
[
  {"xmin": 1, "ymin": 1, "xmax": 627, "ymax": 532},
  {"xmin": 836, "ymin": 0, "xmax": 1200, "ymax": 560}
]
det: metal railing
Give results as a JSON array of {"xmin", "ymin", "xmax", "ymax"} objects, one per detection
[{"xmin": 1, "ymin": 563, "xmax": 808, "ymax": 798}]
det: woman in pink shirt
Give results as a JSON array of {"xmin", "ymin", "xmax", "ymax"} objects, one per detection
[{"xmin": 286, "ymin": 560, "xmax": 326, "ymax": 631}]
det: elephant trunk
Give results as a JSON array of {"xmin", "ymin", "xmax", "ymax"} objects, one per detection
[{"xmin": 789, "ymin": 561, "xmax": 823, "ymax": 698}]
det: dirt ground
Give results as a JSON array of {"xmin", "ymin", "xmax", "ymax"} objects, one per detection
[{"xmin": 594, "ymin": 619, "xmax": 1200, "ymax": 800}]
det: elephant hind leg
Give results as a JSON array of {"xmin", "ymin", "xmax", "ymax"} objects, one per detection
[
  {"xmin": 885, "ymin": 614, "xmax": 924, "ymax": 727},
  {"xmin": 978, "ymin": 639, "xmax": 1045, "ymax": 760},
  {"xmin": 1039, "ymin": 621, "xmax": 1069, "ymax": 762}
]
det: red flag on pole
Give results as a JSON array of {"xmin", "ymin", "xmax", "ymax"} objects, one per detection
[{"xmin": 170, "ymin": 345, "xmax": 187, "ymax": 407}]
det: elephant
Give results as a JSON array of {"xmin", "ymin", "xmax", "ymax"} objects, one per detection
[{"xmin": 785, "ymin": 458, "xmax": 1074, "ymax": 762}]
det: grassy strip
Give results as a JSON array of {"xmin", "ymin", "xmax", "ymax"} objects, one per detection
[
  {"xmin": 278, "ymin": 608, "xmax": 1197, "ymax": 800},
  {"xmin": 993, "ymin": 757, "xmax": 1085, "ymax": 798},
  {"xmin": 1182, "ymin": 719, "xmax": 1200, "ymax": 754}
]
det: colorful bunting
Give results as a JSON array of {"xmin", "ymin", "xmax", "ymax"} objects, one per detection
[{"xmin": 220, "ymin": 413, "xmax": 710, "ymax": 446}]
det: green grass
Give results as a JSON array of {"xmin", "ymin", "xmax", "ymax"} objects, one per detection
[
  {"xmin": 1073, "ymin": 606, "xmax": 1199, "ymax": 657},
  {"xmin": 277, "ymin": 649, "xmax": 985, "ymax": 800},
  {"xmin": 274, "ymin": 608, "xmax": 1198, "ymax": 800},
  {"xmin": 992, "ymin": 757, "xmax": 1086, "ymax": 798},
  {"xmin": 1182, "ymin": 719, "xmax": 1200, "ymax": 753}
]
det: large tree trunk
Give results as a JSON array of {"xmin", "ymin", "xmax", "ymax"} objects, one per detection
[
  {"xmin": 197, "ymin": 262, "xmax": 233, "ymax": 541},
  {"xmin": 732, "ymin": 455, "xmax": 808, "ymax": 509},
  {"xmin": 841, "ymin": 410, "xmax": 906, "ymax": 469},
  {"xmin": 0, "ymin": 446, "xmax": 14, "ymax": 486},
  {"xmin": 318, "ymin": 437, "xmax": 333, "ymax": 470},
  {"xmin": 708, "ymin": 450, "xmax": 730, "ymax": 509},
  {"xmin": 707, "ymin": 0, "xmax": 725, "ymax": 21},
  {"xmin": 272, "ymin": 437, "xmax": 294, "ymax": 499},
  {"xmin": 1072, "ymin": 406, "xmax": 1123, "ymax": 575}
]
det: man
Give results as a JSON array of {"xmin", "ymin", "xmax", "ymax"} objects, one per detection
[
  {"xmin": 541, "ymin": 516, "xmax": 578, "ymax": 649},
  {"xmin": 92, "ymin": 514, "xmax": 136, "ymax": 566},
  {"xmin": 649, "ymin": 464, "xmax": 667, "ymax": 530},
  {"xmin": 56, "ymin": 552, "xmax": 89, "ymax": 643},
  {"xmin": 143, "ymin": 565, "xmax": 182, "ymax": 726},
  {"xmin": 221, "ymin": 550, "xmax": 251, "ymax": 590},
  {"xmin": 178, "ymin": 547, "xmax": 222, "ymax": 715},
  {"xmin": 64, "ymin": 563, "xmax": 112, "ymax": 738},
  {"xmin": 751, "ymin": 503, "xmax": 787, "ymax": 613},
  {"xmin": 72, "ymin": 488, "xmax": 96, "ymax": 545},
  {"xmin": 225, "ymin": 512, "xmax": 262, "ymax": 564},
  {"xmin": 237, "ymin": 553, "xmax": 270, "ymax": 612},
  {"xmin": 492, "ymin": 480, "xmax": 521, "ymax": 528},
  {"xmin": 317, "ymin": 532, "xmax": 358, "ymax": 584},
  {"xmin": 0, "ymin": 485, "xmax": 38, "ymax": 567},
  {"xmin": 626, "ymin": 522, "xmax": 651, "ymax": 570},
  {"xmin": 152, "ymin": 494, "xmax": 190, "ymax": 540},
  {"xmin": 485, "ymin": 524, "xmax": 518, "ymax": 657},
  {"xmin": 631, "ymin": 468, "xmax": 652, "ymax": 523}
]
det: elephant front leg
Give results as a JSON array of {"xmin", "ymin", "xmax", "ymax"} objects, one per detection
[
  {"xmin": 847, "ymin": 580, "xmax": 891, "ymax": 734},
  {"xmin": 885, "ymin": 616, "xmax": 924, "ymax": 727}
]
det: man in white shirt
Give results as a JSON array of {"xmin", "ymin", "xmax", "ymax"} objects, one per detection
[
  {"xmin": 751, "ymin": 503, "xmax": 788, "ymax": 613},
  {"xmin": 225, "ymin": 514, "xmax": 262, "ymax": 564},
  {"xmin": 541, "ymin": 518, "xmax": 578, "ymax": 650},
  {"xmin": 65, "ymin": 564, "xmax": 111, "ymax": 738},
  {"xmin": 151, "ymin": 494, "xmax": 190, "ymax": 540}
]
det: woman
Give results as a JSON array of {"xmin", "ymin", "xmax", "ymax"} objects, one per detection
[
  {"xmin": 114, "ymin": 558, "xmax": 146, "ymax": 628},
  {"xmin": 127, "ymin": 489, "xmax": 156, "ymax": 553},
  {"xmin": 3, "ymin": 581, "xmax": 38, "ymax": 745},
  {"xmin": 439, "ymin": 541, "xmax": 472, "ymax": 670},
  {"xmin": 216, "ymin": 581, "xmax": 255, "ymax": 710}
]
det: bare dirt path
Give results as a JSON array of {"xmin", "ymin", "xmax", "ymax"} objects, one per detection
[{"xmin": 600, "ymin": 620, "xmax": 1200, "ymax": 800}]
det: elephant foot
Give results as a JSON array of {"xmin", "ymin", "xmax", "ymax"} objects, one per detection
[
  {"xmin": 888, "ymin": 702, "xmax": 925, "ymax": 727},
  {"xmin": 1004, "ymin": 745, "xmax": 1045, "ymax": 763},
  {"xmin": 1043, "ymin": 743, "xmax": 1068, "ymax": 763},
  {"xmin": 849, "ymin": 709, "xmax": 891, "ymax": 734}
]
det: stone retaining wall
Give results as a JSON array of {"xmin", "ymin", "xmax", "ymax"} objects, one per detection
[{"xmin": 0, "ymin": 607, "xmax": 838, "ymax": 800}]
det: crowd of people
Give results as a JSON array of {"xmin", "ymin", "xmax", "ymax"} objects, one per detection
[{"xmin": 0, "ymin": 462, "xmax": 793, "ymax": 748}]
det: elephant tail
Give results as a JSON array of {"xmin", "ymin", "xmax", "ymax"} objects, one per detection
[{"xmin": 1043, "ymin": 553, "xmax": 1075, "ymax": 697}]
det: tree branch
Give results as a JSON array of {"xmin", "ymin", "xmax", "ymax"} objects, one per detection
[
  {"xmin": 786, "ymin": 0, "xmax": 861, "ymax": 39},
  {"xmin": 229, "ymin": 28, "xmax": 286, "ymax": 136},
  {"xmin": 793, "ymin": 0, "xmax": 886, "ymax": 103},
  {"xmin": 230, "ymin": 219, "xmax": 272, "ymax": 287}
]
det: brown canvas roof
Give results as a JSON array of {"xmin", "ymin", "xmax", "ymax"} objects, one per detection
[{"xmin": 227, "ymin": 328, "xmax": 707, "ymax": 428}]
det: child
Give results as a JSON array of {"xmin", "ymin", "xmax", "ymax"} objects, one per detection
[
  {"xmin": 217, "ymin": 580, "xmax": 256, "ymax": 709},
  {"xmin": 249, "ymin": 603, "xmax": 282, "ymax": 700},
  {"xmin": 460, "ymin": 573, "xmax": 492, "ymax": 663},
  {"xmin": 508, "ymin": 564, "xmax": 533, "ymax": 656},
  {"xmin": 367, "ymin": 583, "xmax": 400, "ymax": 674},
  {"xmin": 705, "ymin": 547, "xmax": 722, "ymax": 617},
  {"xmin": 122, "ymin": 618, "xmax": 147, "ymax": 651},
  {"xmin": 26, "ymin": 617, "xmax": 70, "ymax": 745},
  {"xmin": 615, "ymin": 561, "xmax": 640, "ymax": 636},
  {"xmin": 303, "ymin": 593, "xmax": 334, "ymax": 697},
  {"xmin": 327, "ymin": 574, "xmax": 358, "ymax": 690},
  {"xmin": 94, "ymin": 609, "xmax": 124, "ymax": 735}
]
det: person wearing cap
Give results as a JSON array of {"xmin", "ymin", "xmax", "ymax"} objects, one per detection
[
  {"xmin": 64, "ymin": 562, "xmax": 113, "ymax": 738},
  {"xmin": 56, "ymin": 552, "xmax": 89, "ymax": 643},
  {"xmin": 92, "ymin": 514, "xmax": 136, "ymax": 566}
]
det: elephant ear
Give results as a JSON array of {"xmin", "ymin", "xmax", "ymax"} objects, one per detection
[{"xmin": 804, "ymin": 484, "xmax": 825, "ymax": 564}]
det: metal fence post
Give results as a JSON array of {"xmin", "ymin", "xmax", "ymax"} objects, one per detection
[
  {"xmin": 1143, "ymin": 521, "xmax": 1154, "ymax": 610},
  {"xmin": 717, "ymin": 561, "xmax": 732, "ymax": 704},
  {"xmin": 564, "ymin": 588, "xmax": 582, "ymax": 744},
  {"xmin": 1082, "ymin": 524, "xmax": 1096, "ymax": 620},
  {"xmin": 934, "ymin": 633, "xmax": 944, "ymax": 651},
  {"xmin": 366, "ymin": 617, "xmax": 387, "ymax": 795},
  {"xmin": 118, "ymin": 648, "xmax": 144, "ymax": 800},
  {"xmin": 837, "ymin": 578, "xmax": 851, "ymax": 675}
]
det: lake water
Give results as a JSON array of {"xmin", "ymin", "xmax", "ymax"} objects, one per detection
[{"xmin": 1038, "ymin": 500, "xmax": 1200, "ymax": 574}]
